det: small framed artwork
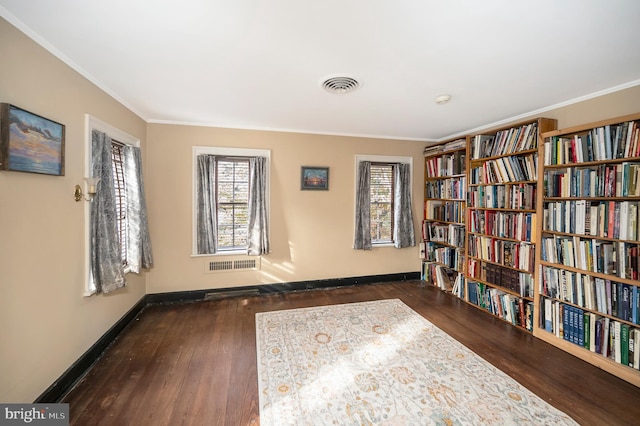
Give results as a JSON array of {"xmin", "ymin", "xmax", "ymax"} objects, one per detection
[
  {"xmin": 301, "ymin": 166, "xmax": 329, "ymax": 190},
  {"xmin": 0, "ymin": 103, "xmax": 65, "ymax": 176}
]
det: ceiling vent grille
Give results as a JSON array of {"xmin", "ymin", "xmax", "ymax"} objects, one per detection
[{"xmin": 321, "ymin": 76, "xmax": 361, "ymax": 94}]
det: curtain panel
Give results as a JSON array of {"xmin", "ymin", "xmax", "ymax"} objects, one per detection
[
  {"xmin": 124, "ymin": 146, "xmax": 154, "ymax": 271},
  {"xmin": 247, "ymin": 156, "xmax": 270, "ymax": 255},
  {"xmin": 90, "ymin": 130, "xmax": 126, "ymax": 293},
  {"xmin": 393, "ymin": 162, "xmax": 416, "ymax": 248},
  {"xmin": 196, "ymin": 155, "xmax": 218, "ymax": 254},
  {"xmin": 354, "ymin": 161, "xmax": 372, "ymax": 250}
]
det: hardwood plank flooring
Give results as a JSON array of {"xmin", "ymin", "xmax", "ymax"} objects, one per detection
[{"xmin": 63, "ymin": 281, "xmax": 640, "ymax": 425}]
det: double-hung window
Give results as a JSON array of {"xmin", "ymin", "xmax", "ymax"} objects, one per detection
[
  {"xmin": 354, "ymin": 155, "xmax": 415, "ymax": 250},
  {"xmin": 369, "ymin": 163, "xmax": 395, "ymax": 244},
  {"xmin": 193, "ymin": 147, "xmax": 270, "ymax": 256},
  {"xmin": 215, "ymin": 157, "xmax": 250, "ymax": 251}
]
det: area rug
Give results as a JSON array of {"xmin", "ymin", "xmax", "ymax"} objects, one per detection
[{"xmin": 255, "ymin": 299, "xmax": 578, "ymax": 425}]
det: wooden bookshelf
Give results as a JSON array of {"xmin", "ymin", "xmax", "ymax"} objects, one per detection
[
  {"xmin": 421, "ymin": 138, "xmax": 467, "ymax": 298},
  {"xmin": 535, "ymin": 112, "xmax": 640, "ymax": 387},
  {"xmin": 464, "ymin": 118, "xmax": 557, "ymax": 333}
]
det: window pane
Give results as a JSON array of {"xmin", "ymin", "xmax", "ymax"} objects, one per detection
[
  {"xmin": 370, "ymin": 164, "xmax": 394, "ymax": 242},
  {"xmin": 218, "ymin": 182, "xmax": 235, "ymax": 203},
  {"xmin": 234, "ymin": 182, "xmax": 249, "ymax": 203},
  {"xmin": 112, "ymin": 142, "xmax": 128, "ymax": 266}
]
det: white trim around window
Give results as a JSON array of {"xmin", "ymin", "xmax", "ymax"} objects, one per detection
[
  {"xmin": 191, "ymin": 146, "xmax": 271, "ymax": 256},
  {"xmin": 354, "ymin": 154, "xmax": 413, "ymax": 248}
]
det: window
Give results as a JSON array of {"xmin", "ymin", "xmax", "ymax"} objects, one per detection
[
  {"xmin": 111, "ymin": 141, "xmax": 129, "ymax": 266},
  {"xmin": 370, "ymin": 163, "xmax": 395, "ymax": 243},
  {"xmin": 193, "ymin": 147, "xmax": 270, "ymax": 256},
  {"xmin": 215, "ymin": 157, "xmax": 249, "ymax": 251},
  {"xmin": 354, "ymin": 155, "xmax": 415, "ymax": 250}
]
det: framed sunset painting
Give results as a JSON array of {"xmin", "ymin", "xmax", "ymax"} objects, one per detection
[
  {"xmin": 0, "ymin": 103, "xmax": 65, "ymax": 176},
  {"xmin": 301, "ymin": 166, "xmax": 329, "ymax": 190}
]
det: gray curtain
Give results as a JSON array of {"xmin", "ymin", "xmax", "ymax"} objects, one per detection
[
  {"xmin": 90, "ymin": 130, "xmax": 126, "ymax": 293},
  {"xmin": 124, "ymin": 146, "xmax": 154, "ymax": 272},
  {"xmin": 354, "ymin": 161, "xmax": 372, "ymax": 250},
  {"xmin": 393, "ymin": 162, "xmax": 416, "ymax": 248},
  {"xmin": 247, "ymin": 156, "xmax": 270, "ymax": 255},
  {"xmin": 196, "ymin": 155, "xmax": 217, "ymax": 254}
]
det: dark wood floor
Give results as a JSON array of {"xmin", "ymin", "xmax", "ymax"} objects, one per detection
[{"xmin": 63, "ymin": 281, "xmax": 640, "ymax": 425}]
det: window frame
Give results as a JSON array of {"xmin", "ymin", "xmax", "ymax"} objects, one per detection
[
  {"xmin": 369, "ymin": 162, "xmax": 396, "ymax": 244},
  {"xmin": 84, "ymin": 115, "xmax": 140, "ymax": 296},
  {"xmin": 354, "ymin": 154, "xmax": 413, "ymax": 248},
  {"xmin": 192, "ymin": 146, "xmax": 271, "ymax": 256},
  {"xmin": 214, "ymin": 156, "xmax": 251, "ymax": 252}
]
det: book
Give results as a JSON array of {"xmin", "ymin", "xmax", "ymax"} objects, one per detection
[{"xmin": 621, "ymin": 323, "xmax": 630, "ymax": 366}]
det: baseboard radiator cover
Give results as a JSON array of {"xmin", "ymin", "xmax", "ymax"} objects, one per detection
[{"xmin": 204, "ymin": 256, "xmax": 261, "ymax": 273}]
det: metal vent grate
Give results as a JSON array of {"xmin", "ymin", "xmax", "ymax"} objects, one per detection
[
  {"xmin": 321, "ymin": 75, "xmax": 361, "ymax": 94},
  {"xmin": 205, "ymin": 257, "xmax": 260, "ymax": 273}
]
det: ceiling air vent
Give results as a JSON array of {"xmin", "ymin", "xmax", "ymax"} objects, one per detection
[{"xmin": 321, "ymin": 75, "xmax": 361, "ymax": 94}]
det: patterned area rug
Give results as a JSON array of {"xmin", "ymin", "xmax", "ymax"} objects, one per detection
[{"xmin": 256, "ymin": 299, "xmax": 578, "ymax": 425}]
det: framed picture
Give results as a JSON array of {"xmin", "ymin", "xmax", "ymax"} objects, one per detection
[
  {"xmin": 0, "ymin": 103, "xmax": 65, "ymax": 176},
  {"xmin": 301, "ymin": 166, "xmax": 329, "ymax": 190}
]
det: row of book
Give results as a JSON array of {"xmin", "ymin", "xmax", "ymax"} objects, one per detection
[
  {"xmin": 423, "ymin": 138, "xmax": 466, "ymax": 157},
  {"xmin": 541, "ymin": 298, "xmax": 640, "ymax": 370},
  {"xmin": 424, "ymin": 201, "xmax": 465, "ymax": 223},
  {"xmin": 540, "ymin": 265, "xmax": 640, "ymax": 323},
  {"xmin": 470, "ymin": 153, "xmax": 538, "ymax": 184},
  {"xmin": 543, "ymin": 200, "xmax": 640, "ymax": 241},
  {"xmin": 470, "ymin": 123, "xmax": 539, "ymax": 160},
  {"xmin": 423, "ymin": 243, "xmax": 464, "ymax": 271},
  {"xmin": 467, "ymin": 234, "xmax": 536, "ymax": 272},
  {"xmin": 541, "ymin": 234, "xmax": 639, "ymax": 280},
  {"xmin": 422, "ymin": 263, "xmax": 459, "ymax": 292},
  {"xmin": 469, "ymin": 210, "xmax": 536, "ymax": 242},
  {"xmin": 544, "ymin": 162, "xmax": 640, "ymax": 198},
  {"xmin": 422, "ymin": 222, "xmax": 465, "ymax": 247},
  {"xmin": 468, "ymin": 183, "xmax": 536, "ymax": 210},
  {"xmin": 468, "ymin": 281, "xmax": 534, "ymax": 331},
  {"xmin": 467, "ymin": 258, "xmax": 534, "ymax": 297},
  {"xmin": 543, "ymin": 120, "xmax": 640, "ymax": 165},
  {"xmin": 425, "ymin": 150, "xmax": 466, "ymax": 178},
  {"xmin": 425, "ymin": 176, "xmax": 466, "ymax": 200}
]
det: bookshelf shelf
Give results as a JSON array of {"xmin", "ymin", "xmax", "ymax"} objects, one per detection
[
  {"xmin": 469, "ymin": 180, "xmax": 537, "ymax": 187},
  {"xmin": 469, "ymin": 207, "xmax": 537, "ymax": 213},
  {"xmin": 542, "ymin": 229, "xmax": 640, "ymax": 245},
  {"xmin": 469, "ymin": 148, "xmax": 539, "ymax": 163},
  {"xmin": 425, "ymin": 173, "xmax": 466, "ymax": 181},
  {"xmin": 468, "ymin": 231, "xmax": 534, "ymax": 244},
  {"xmin": 535, "ymin": 112, "xmax": 640, "ymax": 386},
  {"xmin": 421, "ymin": 139, "xmax": 467, "ymax": 295}
]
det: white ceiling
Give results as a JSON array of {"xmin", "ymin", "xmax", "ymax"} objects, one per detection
[{"xmin": 1, "ymin": 0, "xmax": 640, "ymax": 142}]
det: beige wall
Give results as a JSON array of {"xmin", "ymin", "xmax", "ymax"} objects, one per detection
[
  {"xmin": 145, "ymin": 125, "xmax": 425, "ymax": 294},
  {"xmin": 539, "ymin": 84, "xmax": 640, "ymax": 130},
  {"xmin": 0, "ymin": 18, "xmax": 148, "ymax": 402}
]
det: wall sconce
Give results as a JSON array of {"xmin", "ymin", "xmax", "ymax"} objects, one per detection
[{"xmin": 74, "ymin": 177, "xmax": 101, "ymax": 202}]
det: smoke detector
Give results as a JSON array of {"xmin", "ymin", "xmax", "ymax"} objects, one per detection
[
  {"xmin": 321, "ymin": 75, "xmax": 361, "ymax": 94},
  {"xmin": 435, "ymin": 94, "xmax": 451, "ymax": 105}
]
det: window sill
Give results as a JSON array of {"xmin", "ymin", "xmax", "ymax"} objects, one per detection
[
  {"xmin": 191, "ymin": 250, "xmax": 248, "ymax": 258},
  {"xmin": 372, "ymin": 242, "xmax": 395, "ymax": 248}
]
